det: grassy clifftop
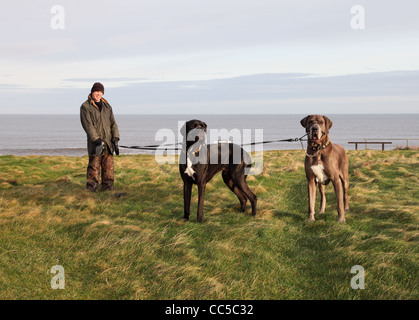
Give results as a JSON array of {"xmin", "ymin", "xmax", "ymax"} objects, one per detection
[{"xmin": 0, "ymin": 150, "xmax": 418, "ymax": 299}]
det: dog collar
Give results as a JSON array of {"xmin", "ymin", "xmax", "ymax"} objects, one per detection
[
  {"xmin": 309, "ymin": 138, "xmax": 330, "ymax": 152},
  {"xmin": 185, "ymin": 143, "xmax": 203, "ymax": 155}
]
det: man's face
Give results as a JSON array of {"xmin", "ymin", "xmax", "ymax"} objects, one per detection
[{"xmin": 92, "ymin": 91, "xmax": 103, "ymax": 102}]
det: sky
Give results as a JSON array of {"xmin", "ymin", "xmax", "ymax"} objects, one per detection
[{"xmin": 0, "ymin": 0, "xmax": 418, "ymax": 114}]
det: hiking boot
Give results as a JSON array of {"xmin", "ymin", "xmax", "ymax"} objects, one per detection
[
  {"xmin": 101, "ymin": 184, "xmax": 113, "ymax": 191},
  {"xmin": 86, "ymin": 181, "xmax": 98, "ymax": 192}
]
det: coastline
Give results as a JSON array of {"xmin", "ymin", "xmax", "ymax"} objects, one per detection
[
  {"xmin": 1, "ymin": 114, "xmax": 419, "ymax": 156},
  {"xmin": 0, "ymin": 148, "xmax": 157, "ymax": 157}
]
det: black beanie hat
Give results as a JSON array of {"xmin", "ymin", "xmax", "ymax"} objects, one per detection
[{"xmin": 91, "ymin": 82, "xmax": 104, "ymax": 93}]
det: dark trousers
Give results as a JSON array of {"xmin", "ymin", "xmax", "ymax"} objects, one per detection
[{"xmin": 86, "ymin": 154, "xmax": 114, "ymax": 191}]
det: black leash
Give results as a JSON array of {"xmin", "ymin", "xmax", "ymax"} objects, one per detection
[
  {"xmin": 120, "ymin": 134, "xmax": 307, "ymax": 151},
  {"xmin": 120, "ymin": 143, "xmax": 181, "ymax": 151},
  {"xmin": 241, "ymin": 134, "xmax": 307, "ymax": 146}
]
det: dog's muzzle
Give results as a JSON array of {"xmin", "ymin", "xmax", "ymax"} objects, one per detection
[
  {"xmin": 309, "ymin": 124, "xmax": 323, "ymax": 143},
  {"xmin": 187, "ymin": 128, "xmax": 207, "ymax": 143}
]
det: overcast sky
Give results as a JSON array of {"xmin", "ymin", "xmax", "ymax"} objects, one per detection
[{"xmin": 1, "ymin": 0, "xmax": 418, "ymax": 114}]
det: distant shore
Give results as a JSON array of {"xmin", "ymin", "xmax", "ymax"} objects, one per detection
[
  {"xmin": 2, "ymin": 145, "xmax": 418, "ymax": 157},
  {"xmin": 0, "ymin": 148, "xmax": 157, "ymax": 157}
]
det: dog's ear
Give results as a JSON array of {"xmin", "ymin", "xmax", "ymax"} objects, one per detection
[
  {"xmin": 300, "ymin": 115, "xmax": 310, "ymax": 128},
  {"xmin": 180, "ymin": 121, "xmax": 187, "ymax": 137},
  {"xmin": 323, "ymin": 116, "xmax": 333, "ymax": 132}
]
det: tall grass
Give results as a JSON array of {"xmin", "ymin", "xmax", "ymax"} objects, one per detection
[{"xmin": 0, "ymin": 150, "xmax": 418, "ymax": 299}]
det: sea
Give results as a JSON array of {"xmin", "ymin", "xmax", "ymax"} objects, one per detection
[{"xmin": 0, "ymin": 114, "xmax": 418, "ymax": 156}]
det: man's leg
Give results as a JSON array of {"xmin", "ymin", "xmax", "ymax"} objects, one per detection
[
  {"xmin": 86, "ymin": 155, "xmax": 101, "ymax": 192},
  {"xmin": 101, "ymin": 154, "xmax": 114, "ymax": 191}
]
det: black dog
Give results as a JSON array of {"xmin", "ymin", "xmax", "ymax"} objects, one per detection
[{"xmin": 179, "ymin": 119, "xmax": 257, "ymax": 222}]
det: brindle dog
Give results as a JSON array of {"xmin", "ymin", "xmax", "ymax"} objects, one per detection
[{"xmin": 300, "ymin": 115, "xmax": 349, "ymax": 223}]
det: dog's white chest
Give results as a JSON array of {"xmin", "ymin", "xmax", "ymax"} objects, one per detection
[
  {"xmin": 184, "ymin": 154, "xmax": 196, "ymax": 180},
  {"xmin": 311, "ymin": 164, "xmax": 329, "ymax": 184}
]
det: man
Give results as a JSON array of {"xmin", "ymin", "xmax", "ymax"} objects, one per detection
[{"xmin": 80, "ymin": 82, "xmax": 120, "ymax": 192}]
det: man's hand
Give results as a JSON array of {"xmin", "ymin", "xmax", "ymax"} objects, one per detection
[
  {"xmin": 94, "ymin": 139, "xmax": 104, "ymax": 156},
  {"xmin": 112, "ymin": 138, "xmax": 120, "ymax": 156}
]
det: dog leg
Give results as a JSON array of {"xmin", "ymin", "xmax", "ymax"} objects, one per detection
[
  {"xmin": 341, "ymin": 174, "xmax": 350, "ymax": 212},
  {"xmin": 234, "ymin": 176, "xmax": 257, "ymax": 216},
  {"xmin": 319, "ymin": 184, "xmax": 326, "ymax": 214},
  {"xmin": 332, "ymin": 177, "xmax": 346, "ymax": 223},
  {"xmin": 222, "ymin": 171, "xmax": 247, "ymax": 212},
  {"xmin": 307, "ymin": 178, "xmax": 316, "ymax": 221},
  {"xmin": 183, "ymin": 182, "xmax": 192, "ymax": 221},
  {"xmin": 197, "ymin": 182, "xmax": 206, "ymax": 222}
]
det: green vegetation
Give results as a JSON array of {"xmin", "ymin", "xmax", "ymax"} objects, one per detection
[{"xmin": 0, "ymin": 150, "xmax": 418, "ymax": 299}]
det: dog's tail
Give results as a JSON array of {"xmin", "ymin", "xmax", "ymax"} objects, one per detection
[
  {"xmin": 243, "ymin": 150, "xmax": 253, "ymax": 177},
  {"xmin": 243, "ymin": 149, "xmax": 252, "ymax": 165}
]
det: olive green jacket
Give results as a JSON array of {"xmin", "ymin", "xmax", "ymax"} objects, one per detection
[{"xmin": 80, "ymin": 95, "xmax": 120, "ymax": 155}]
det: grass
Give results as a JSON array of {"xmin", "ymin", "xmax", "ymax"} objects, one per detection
[{"xmin": 0, "ymin": 150, "xmax": 418, "ymax": 300}]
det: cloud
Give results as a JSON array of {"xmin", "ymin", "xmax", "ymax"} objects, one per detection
[
  {"xmin": 110, "ymin": 71, "xmax": 419, "ymax": 104},
  {"xmin": 2, "ymin": 0, "xmax": 419, "ymax": 62},
  {"xmin": 104, "ymin": 69, "xmax": 419, "ymax": 115},
  {"xmin": 0, "ymin": 39, "xmax": 76, "ymax": 60},
  {"xmin": 1, "ymin": 1, "xmax": 419, "ymax": 114},
  {"xmin": 63, "ymin": 77, "xmax": 151, "ymax": 85},
  {"xmin": 1, "ymin": 71, "xmax": 418, "ymax": 114}
]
